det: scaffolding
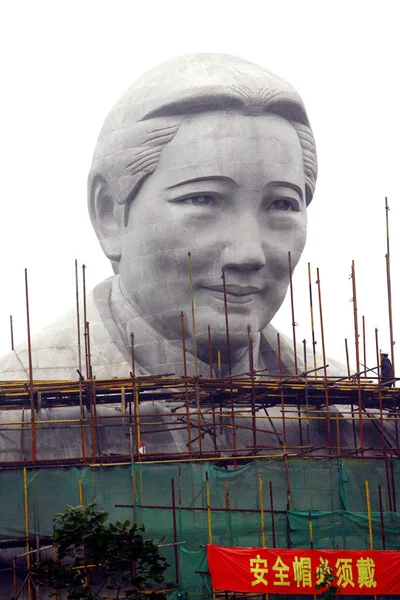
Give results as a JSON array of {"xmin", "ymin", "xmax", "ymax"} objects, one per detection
[{"xmin": 0, "ymin": 198, "xmax": 399, "ymax": 598}]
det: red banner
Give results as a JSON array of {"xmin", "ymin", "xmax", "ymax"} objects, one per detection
[{"xmin": 207, "ymin": 545, "xmax": 400, "ymax": 595}]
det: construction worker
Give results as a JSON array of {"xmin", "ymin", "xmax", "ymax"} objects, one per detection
[{"xmin": 380, "ymin": 352, "xmax": 393, "ymax": 387}]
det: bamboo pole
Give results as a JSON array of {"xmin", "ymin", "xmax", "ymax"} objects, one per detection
[{"xmin": 288, "ymin": 251, "xmax": 298, "ymax": 375}]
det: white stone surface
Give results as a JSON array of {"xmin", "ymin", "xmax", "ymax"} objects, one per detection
[{"xmin": 0, "ymin": 53, "xmax": 322, "ymax": 381}]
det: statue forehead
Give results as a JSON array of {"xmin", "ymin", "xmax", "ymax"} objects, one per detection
[
  {"xmin": 142, "ymin": 113, "xmax": 305, "ymax": 189},
  {"xmin": 171, "ymin": 111, "xmax": 300, "ymax": 141},
  {"xmin": 100, "ymin": 53, "xmax": 304, "ymax": 133}
]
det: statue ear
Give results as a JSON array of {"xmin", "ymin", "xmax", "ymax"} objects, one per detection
[{"xmin": 88, "ymin": 175, "xmax": 122, "ymax": 263}]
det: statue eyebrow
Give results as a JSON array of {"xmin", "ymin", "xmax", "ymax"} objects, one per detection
[
  {"xmin": 269, "ymin": 181, "xmax": 304, "ymax": 200},
  {"xmin": 166, "ymin": 175, "xmax": 236, "ymax": 190}
]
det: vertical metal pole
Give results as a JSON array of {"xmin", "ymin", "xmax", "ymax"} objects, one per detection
[
  {"xmin": 225, "ymin": 478, "xmax": 231, "ymax": 510},
  {"xmin": 259, "ymin": 473, "xmax": 266, "ymax": 547},
  {"xmin": 82, "ymin": 264, "xmax": 89, "ymax": 379},
  {"xmin": 171, "ymin": 479, "xmax": 180, "ymax": 587},
  {"xmin": 351, "ymin": 261, "xmax": 364, "ymax": 451},
  {"xmin": 13, "ymin": 558, "xmax": 17, "ymax": 599},
  {"xmin": 75, "ymin": 259, "xmax": 82, "ymax": 374},
  {"xmin": 390, "ymin": 460, "xmax": 397, "ymax": 513},
  {"xmin": 180, "ymin": 312, "xmax": 188, "ymax": 379},
  {"xmin": 78, "ymin": 477, "xmax": 83, "ymax": 505},
  {"xmin": 303, "ymin": 339, "xmax": 311, "ymax": 454},
  {"xmin": 315, "ymin": 266, "xmax": 333, "ymax": 453},
  {"xmin": 222, "ymin": 268, "xmax": 236, "ymax": 459},
  {"xmin": 378, "ymin": 485, "xmax": 386, "ymax": 550},
  {"xmin": 277, "ymin": 333, "xmax": 287, "ymax": 450},
  {"xmin": 248, "ymin": 325, "xmax": 257, "ymax": 449},
  {"xmin": 23, "ymin": 466, "xmax": 32, "ymax": 600},
  {"xmin": 225, "ymin": 479, "xmax": 232, "ymax": 545},
  {"xmin": 316, "ymin": 268, "xmax": 327, "ymax": 379},
  {"xmin": 336, "ymin": 415, "xmax": 341, "ymax": 458},
  {"xmin": 188, "ymin": 252, "xmax": 202, "ymax": 453},
  {"xmin": 375, "ymin": 328, "xmax": 392, "ymax": 510},
  {"xmin": 180, "ymin": 313, "xmax": 192, "ymax": 454},
  {"xmin": 86, "ymin": 321, "xmax": 93, "ymax": 380},
  {"xmin": 188, "ymin": 252, "xmax": 198, "ymax": 377},
  {"xmin": 131, "ymin": 333, "xmax": 140, "ymax": 458},
  {"xmin": 78, "ymin": 376, "xmax": 86, "ymax": 461},
  {"xmin": 10, "ymin": 314, "xmax": 14, "ymax": 351},
  {"xmin": 365, "ymin": 480, "xmax": 373, "ymax": 550},
  {"xmin": 131, "ymin": 468, "xmax": 136, "ymax": 524},
  {"xmin": 351, "ymin": 261, "xmax": 361, "ymax": 374},
  {"xmin": 269, "ymin": 481, "xmax": 276, "ymax": 548},
  {"xmin": 362, "ymin": 316, "xmax": 367, "ymax": 378},
  {"xmin": 385, "ymin": 197, "xmax": 395, "ymax": 378},
  {"xmin": 288, "ymin": 251, "xmax": 298, "ymax": 375},
  {"xmin": 344, "ymin": 338, "xmax": 351, "ymax": 378},
  {"xmin": 25, "ymin": 269, "xmax": 36, "ymax": 464},
  {"xmin": 308, "ymin": 510, "xmax": 314, "ymax": 549},
  {"xmin": 208, "ymin": 325, "xmax": 213, "ymax": 378},
  {"xmin": 307, "ymin": 263, "xmax": 317, "ymax": 376},
  {"xmin": 90, "ymin": 377, "xmax": 98, "ymax": 460},
  {"xmin": 221, "ymin": 268, "xmax": 232, "ymax": 376},
  {"xmin": 205, "ymin": 472, "xmax": 213, "ymax": 544}
]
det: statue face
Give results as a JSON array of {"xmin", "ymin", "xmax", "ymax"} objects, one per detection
[{"xmin": 118, "ymin": 112, "xmax": 307, "ymax": 353}]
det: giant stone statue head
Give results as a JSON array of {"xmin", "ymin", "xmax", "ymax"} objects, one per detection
[{"xmin": 88, "ymin": 53, "xmax": 317, "ymax": 373}]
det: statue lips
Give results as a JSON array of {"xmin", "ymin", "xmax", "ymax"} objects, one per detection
[{"xmin": 204, "ymin": 284, "xmax": 261, "ymax": 305}]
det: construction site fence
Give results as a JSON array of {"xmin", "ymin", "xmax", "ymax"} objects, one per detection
[{"xmin": 1, "ymin": 457, "xmax": 400, "ymax": 599}]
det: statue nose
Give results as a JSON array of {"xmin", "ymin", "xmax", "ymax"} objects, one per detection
[{"xmin": 221, "ymin": 241, "xmax": 266, "ymax": 272}]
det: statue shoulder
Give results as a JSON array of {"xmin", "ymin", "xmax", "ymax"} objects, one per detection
[{"xmin": 0, "ymin": 278, "xmax": 128, "ymax": 381}]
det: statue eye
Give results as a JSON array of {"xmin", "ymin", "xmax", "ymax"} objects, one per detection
[
  {"xmin": 183, "ymin": 195, "xmax": 215, "ymax": 206},
  {"xmin": 268, "ymin": 198, "xmax": 295, "ymax": 211}
]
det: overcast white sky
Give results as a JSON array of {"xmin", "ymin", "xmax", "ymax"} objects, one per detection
[{"xmin": 1, "ymin": 0, "xmax": 399, "ymax": 374}]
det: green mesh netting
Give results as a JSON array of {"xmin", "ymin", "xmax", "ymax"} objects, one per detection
[{"xmin": 1, "ymin": 457, "xmax": 398, "ymax": 600}]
